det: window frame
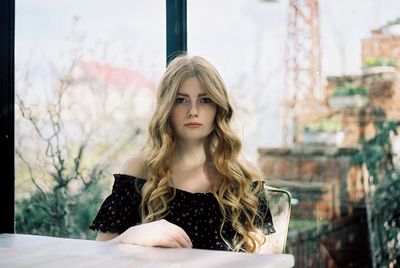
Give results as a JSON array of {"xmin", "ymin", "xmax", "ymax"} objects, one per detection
[{"xmin": 0, "ymin": 0, "xmax": 187, "ymax": 234}]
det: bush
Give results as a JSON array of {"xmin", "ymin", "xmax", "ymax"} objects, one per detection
[
  {"xmin": 330, "ymin": 85, "xmax": 368, "ymax": 97},
  {"xmin": 363, "ymin": 57, "xmax": 397, "ymax": 68},
  {"xmin": 16, "ymin": 169, "xmax": 110, "ymax": 239},
  {"xmin": 352, "ymin": 119, "xmax": 400, "ymax": 266},
  {"xmin": 302, "ymin": 118, "xmax": 343, "ymax": 133}
]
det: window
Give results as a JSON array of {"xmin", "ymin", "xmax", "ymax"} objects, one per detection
[{"xmin": 15, "ymin": 0, "xmax": 165, "ymax": 239}]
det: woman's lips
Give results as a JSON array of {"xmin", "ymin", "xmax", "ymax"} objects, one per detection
[{"xmin": 184, "ymin": 123, "xmax": 202, "ymax": 128}]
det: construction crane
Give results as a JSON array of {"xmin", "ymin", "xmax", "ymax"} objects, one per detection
[{"xmin": 282, "ymin": 0, "xmax": 323, "ymax": 145}]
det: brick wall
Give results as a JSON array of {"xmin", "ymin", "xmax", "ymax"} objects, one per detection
[
  {"xmin": 312, "ymin": 70, "xmax": 398, "ymax": 146},
  {"xmin": 296, "ymin": 30, "xmax": 400, "ymax": 147},
  {"xmin": 258, "ymin": 146, "xmax": 364, "ymax": 220},
  {"xmin": 362, "ymin": 30, "xmax": 400, "ymax": 119},
  {"xmin": 361, "ymin": 31, "xmax": 400, "ymax": 64}
]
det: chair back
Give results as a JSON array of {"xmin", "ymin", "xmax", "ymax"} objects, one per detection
[{"xmin": 262, "ymin": 185, "xmax": 292, "ymax": 254}]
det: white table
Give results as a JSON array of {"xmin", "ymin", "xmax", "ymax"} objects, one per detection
[{"xmin": 0, "ymin": 234, "xmax": 294, "ymax": 268}]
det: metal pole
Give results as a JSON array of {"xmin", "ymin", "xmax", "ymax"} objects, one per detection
[{"xmin": 166, "ymin": 0, "xmax": 187, "ymax": 65}]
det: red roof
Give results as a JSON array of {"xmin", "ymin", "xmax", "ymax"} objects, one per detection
[{"xmin": 78, "ymin": 61, "xmax": 155, "ymax": 91}]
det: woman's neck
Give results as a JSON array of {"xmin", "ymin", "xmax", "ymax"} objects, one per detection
[
  {"xmin": 171, "ymin": 139, "xmax": 216, "ymax": 192},
  {"xmin": 173, "ymin": 139, "xmax": 211, "ymax": 166}
]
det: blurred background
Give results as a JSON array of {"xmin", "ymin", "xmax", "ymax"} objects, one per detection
[{"xmin": 15, "ymin": 0, "xmax": 400, "ymax": 266}]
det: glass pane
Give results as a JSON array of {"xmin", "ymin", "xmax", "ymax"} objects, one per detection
[
  {"xmin": 15, "ymin": 0, "xmax": 165, "ymax": 239},
  {"xmin": 189, "ymin": 0, "xmax": 400, "ymax": 266},
  {"xmin": 188, "ymin": 0, "xmax": 287, "ymax": 161}
]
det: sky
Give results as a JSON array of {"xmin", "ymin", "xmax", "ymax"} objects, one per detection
[{"xmin": 15, "ymin": 0, "xmax": 400, "ymax": 160}]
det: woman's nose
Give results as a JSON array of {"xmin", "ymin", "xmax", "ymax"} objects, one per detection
[{"xmin": 188, "ymin": 103, "xmax": 199, "ymax": 117}]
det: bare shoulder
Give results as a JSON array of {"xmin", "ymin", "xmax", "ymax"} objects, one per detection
[{"xmin": 117, "ymin": 153, "xmax": 148, "ymax": 179}]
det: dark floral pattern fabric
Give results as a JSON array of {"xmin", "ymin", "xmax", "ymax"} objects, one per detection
[{"xmin": 90, "ymin": 174, "xmax": 275, "ymax": 251}]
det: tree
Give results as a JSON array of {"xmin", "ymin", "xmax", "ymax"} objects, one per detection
[{"xmin": 15, "ymin": 39, "xmax": 149, "ymax": 238}]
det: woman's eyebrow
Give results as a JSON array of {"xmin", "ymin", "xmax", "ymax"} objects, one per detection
[{"xmin": 177, "ymin": 93, "xmax": 208, "ymax": 97}]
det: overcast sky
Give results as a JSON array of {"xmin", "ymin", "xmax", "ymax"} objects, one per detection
[{"xmin": 15, "ymin": 0, "xmax": 400, "ymax": 160}]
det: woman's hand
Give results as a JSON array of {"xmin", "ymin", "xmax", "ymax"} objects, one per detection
[{"xmin": 112, "ymin": 219, "xmax": 193, "ymax": 248}]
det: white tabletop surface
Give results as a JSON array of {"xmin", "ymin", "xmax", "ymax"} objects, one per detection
[{"xmin": 0, "ymin": 233, "xmax": 294, "ymax": 268}]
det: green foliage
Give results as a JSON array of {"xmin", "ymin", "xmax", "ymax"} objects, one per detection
[
  {"xmin": 70, "ymin": 178, "xmax": 110, "ymax": 239},
  {"xmin": 363, "ymin": 57, "xmax": 397, "ymax": 68},
  {"xmin": 352, "ymin": 120, "xmax": 399, "ymax": 182},
  {"xmin": 16, "ymin": 168, "xmax": 109, "ymax": 239},
  {"xmin": 289, "ymin": 218, "xmax": 328, "ymax": 232},
  {"xmin": 372, "ymin": 175, "xmax": 400, "ymax": 265},
  {"xmin": 330, "ymin": 85, "xmax": 368, "ymax": 97},
  {"xmin": 302, "ymin": 118, "xmax": 343, "ymax": 133},
  {"xmin": 352, "ymin": 119, "xmax": 400, "ymax": 266}
]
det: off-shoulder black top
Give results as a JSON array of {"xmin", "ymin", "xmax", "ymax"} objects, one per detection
[{"xmin": 90, "ymin": 174, "xmax": 275, "ymax": 251}]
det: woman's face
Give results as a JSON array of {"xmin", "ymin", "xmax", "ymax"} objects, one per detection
[{"xmin": 170, "ymin": 76, "xmax": 217, "ymax": 143}]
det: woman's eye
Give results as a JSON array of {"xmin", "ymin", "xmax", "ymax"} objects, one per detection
[
  {"xmin": 199, "ymin": 97, "xmax": 212, "ymax": 104},
  {"xmin": 176, "ymin": 98, "xmax": 189, "ymax": 104}
]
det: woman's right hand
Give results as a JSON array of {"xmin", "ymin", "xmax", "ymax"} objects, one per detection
[{"xmin": 112, "ymin": 219, "xmax": 193, "ymax": 248}]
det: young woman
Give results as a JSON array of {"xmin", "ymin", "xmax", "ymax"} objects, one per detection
[{"xmin": 90, "ymin": 55, "xmax": 275, "ymax": 253}]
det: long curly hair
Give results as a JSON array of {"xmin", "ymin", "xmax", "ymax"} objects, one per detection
[{"xmin": 140, "ymin": 55, "xmax": 266, "ymax": 252}]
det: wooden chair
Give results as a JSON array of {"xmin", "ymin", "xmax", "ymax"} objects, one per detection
[{"xmin": 262, "ymin": 186, "xmax": 292, "ymax": 254}]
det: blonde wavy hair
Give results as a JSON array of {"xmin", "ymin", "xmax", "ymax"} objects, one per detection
[{"xmin": 140, "ymin": 55, "xmax": 266, "ymax": 252}]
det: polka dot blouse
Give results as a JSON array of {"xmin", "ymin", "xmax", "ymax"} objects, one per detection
[{"xmin": 90, "ymin": 174, "xmax": 276, "ymax": 251}]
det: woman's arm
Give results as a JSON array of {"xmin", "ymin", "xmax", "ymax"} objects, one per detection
[
  {"xmin": 96, "ymin": 231, "xmax": 119, "ymax": 241},
  {"xmin": 96, "ymin": 219, "xmax": 193, "ymax": 248},
  {"xmin": 96, "ymin": 155, "xmax": 192, "ymax": 248},
  {"xmin": 94, "ymin": 153, "xmax": 145, "ymax": 243}
]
